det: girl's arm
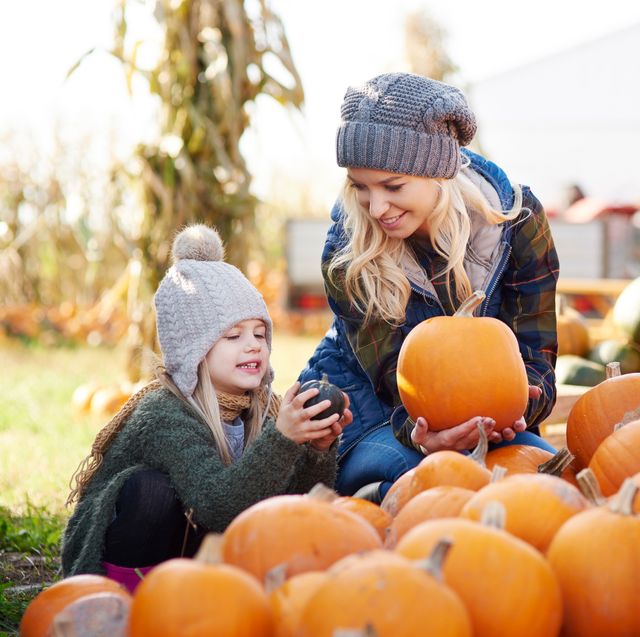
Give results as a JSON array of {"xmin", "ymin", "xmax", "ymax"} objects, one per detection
[{"xmin": 499, "ymin": 187, "xmax": 560, "ymax": 428}]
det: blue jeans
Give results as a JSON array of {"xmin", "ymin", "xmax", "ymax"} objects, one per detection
[{"xmin": 336, "ymin": 425, "xmax": 556, "ymax": 498}]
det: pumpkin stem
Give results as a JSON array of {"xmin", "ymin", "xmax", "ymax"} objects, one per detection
[
  {"xmin": 264, "ymin": 563, "xmax": 287, "ymax": 593},
  {"xmin": 415, "ymin": 537, "xmax": 453, "ymax": 583},
  {"xmin": 194, "ymin": 533, "xmax": 223, "ymax": 565},
  {"xmin": 537, "ymin": 447, "xmax": 575, "ymax": 476},
  {"xmin": 333, "ymin": 625, "xmax": 379, "ymax": 637},
  {"xmin": 608, "ymin": 478, "xmax": 639, "ymax": 516},
  {"xmin": 576, "ymin": 468, "xmax": 607, "ymax": 506},
  {"xmin": 470, "ymin": 423, "xmax": 488, "ymax": 466},
  {"xmin": 321, "ymin": 373, "xmax": 330, "ymax": 384},
  {"xmin": 606, "ymin": 362, "xmax": 621, "ymax": 379},
  {"xmin": 480, "ymin": 500, "xmax": 506, "ymax": 530},
  {"xmin": 454, "ymin": 290, "xmax": 486, "ymax": 317},
  {"xmin": 307, "ymin": 482, "xmax": 340, "ymax": 502},
  {"xmin": 609, "ymin": 478, "xmax": 640, "ymax": 515},
  {"xmin": 490, "ymin": 465, "xmax": 507, "ymax": 482}
]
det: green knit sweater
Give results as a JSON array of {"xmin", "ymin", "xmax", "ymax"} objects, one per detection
[{"xmin": 61, "ymin": 387, "xmax": 337, "ymax": 575}]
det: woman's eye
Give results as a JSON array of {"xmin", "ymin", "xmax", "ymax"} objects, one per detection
[
  {"xmin": 385, "ymin": 184, "xmax": 403, "ymax": 192},
  {"xmin": 350, "ymin": 183, "xmax": 365, "ymax": 191}
]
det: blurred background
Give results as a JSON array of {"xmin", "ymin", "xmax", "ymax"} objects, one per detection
[{"xmin": 2, "ymin": 1, "xmax": 640, "ymax": 617}]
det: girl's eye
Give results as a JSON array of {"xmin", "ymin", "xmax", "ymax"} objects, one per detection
[
  {"xmin": 226, "ymin": 334, "xmax": 240, "ymax": 340},
  {"xmin": 255, "ymin": 333, "xmax": 266, "ymax": 339}
]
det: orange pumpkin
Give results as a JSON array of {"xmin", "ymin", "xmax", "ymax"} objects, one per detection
[
  {"xmin": 556, "ymin": 299, "xmax": 590, "ymax": 357},
  {"xmin": 397, "ymin": 290, "xmax": 529, "ymax": 431},
  {"xmin": 332, "ymin": 496, "xmax": 393, "ymax": 542},
  {"xmin": 389, "ymin": 486, "xmax": 474, "ymax": 545},
  {"xmin": 460, "ymin": 473, "xmax": 589, "ymax": 552},
  {"xmin": 297, "ymin": 542, "xmax": 472, "ymax": 637},
  {"xmin": 588, "ymin": 419, "xmax": 640, "ymax": 496},
  {"xmin": 268, "ymin": 571, "xmax": 328, "ymax": 637},
  {"xmin": 566, "ymin": 371, "xmax": 640, "ymax": 469},
  {"xmin": 20, "ymin": 574, "xmax": 129, "ymax": 637},
  {"xmin": 380, "ymin": 468, "xmax": 416, "ymax": 516},
  {"xmin": 129, "ymin": 559, "xmax": 272, "ymax": 637},
  {"xmin": 221, "ymin": 494, "xmax": 382, "ymax": 582},
  {"xmin": 396, "ymin": 515, "xmax": 562, "ymax": 637},
  {"xmin": 409, "ymin": 432, "xmax": 491, "ymax": 497},
  {"xmin": 485, "ymin": 445, "xmax": 578, "ymax": 486},
  {"xmin": 547, "ymin": 479, "xmax": 640, "ymax": 637}
]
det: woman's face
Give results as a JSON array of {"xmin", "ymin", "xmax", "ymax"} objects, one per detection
[
  {"xmin": 347, "ymin": 167, "xmax": 441, "ymax": 239},
  {"xmin": 206, "ymin": 319, "xmax": 269, "ymax": 395}
]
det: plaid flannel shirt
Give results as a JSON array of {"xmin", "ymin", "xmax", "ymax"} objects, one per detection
[{"xmin": 324, "ymin": 187, "xmax": 559, "ymax": 446}]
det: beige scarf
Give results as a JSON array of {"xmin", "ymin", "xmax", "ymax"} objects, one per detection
[{"xmin": 217, "ymin": 386, "xmax": 281, "ymax": 423}]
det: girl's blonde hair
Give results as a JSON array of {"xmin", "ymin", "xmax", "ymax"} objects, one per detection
[{"xmin": 328, "ymin": 169, "xmax": 523, "ymax": 325}]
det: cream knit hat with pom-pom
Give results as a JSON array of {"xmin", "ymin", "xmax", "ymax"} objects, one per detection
[{"xmin": 154, "ymin": 224, "xmax": 272, "ymax": 398}]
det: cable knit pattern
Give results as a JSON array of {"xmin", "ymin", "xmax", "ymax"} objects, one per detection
[
  {"xmin": 336, "ymin": 72, "xmax": 477, "ymax": 178},
  {"xmin": 154, "ymin": 225, "xmax": 272, "ymax": 397},
  {"xmin": 61, "ymin": 387, "xmax": 338, "ymax": 576}
]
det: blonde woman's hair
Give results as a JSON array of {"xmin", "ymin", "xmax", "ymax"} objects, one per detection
[{"xmin": 327, "ymin": 169, "xmax": 523, "ymax": 325}]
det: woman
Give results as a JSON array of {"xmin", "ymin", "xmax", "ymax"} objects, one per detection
[{"xmin": 299, "ymin": 72, "xmax": 559, "ymax": 501}]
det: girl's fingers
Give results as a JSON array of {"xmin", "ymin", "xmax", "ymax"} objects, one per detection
[
  {"xmin": 291, "ymin": 387, "xmax": 320, "ymax": 408},
  {"xmin": 283, "ymin": 382, "xmax": 301, "ymax": 403},
  {"xmin": 302, "ymin": 398, "xmax": 334, "ymax": 420}
]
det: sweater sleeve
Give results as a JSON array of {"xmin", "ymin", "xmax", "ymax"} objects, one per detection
[
  {"xmin": 500, "ymin": 188, "xmax": 559, "ymax": 427},
  {"xmin": 285, "ymin": 442, "xmax": 339, "ymax": 494},
  {"xmin": 140, "ymin": 401, "xmax": 313, "ymax": 532}
]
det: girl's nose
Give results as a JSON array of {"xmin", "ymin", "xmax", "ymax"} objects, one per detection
[{"xmin": 245, "ymin": 335, "xmax": 262, "ymax": 350}]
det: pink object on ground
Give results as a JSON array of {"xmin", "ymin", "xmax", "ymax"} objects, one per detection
[{"xmin": 103, "ymin": 561, "xmax": 155, "ymax": 593}]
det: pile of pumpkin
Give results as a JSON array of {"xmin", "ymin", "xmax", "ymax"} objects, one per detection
[
  {"xmin": 20, "ymin": 375, "xmax": 640, "ymax": 637},
  {"xmin": 556, "ymin": 276, "xmax": 640, "ymax": 385}
]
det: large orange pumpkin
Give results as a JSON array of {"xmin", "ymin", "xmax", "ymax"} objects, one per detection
[
  {"xmin": 547, "ymin": 479, "xmax": 640, "ymax": 637},
  {"xmin": 221, "ymin": 494, "xmax": 382, "ymax": 582},
  {"xmin": 129, "ymin": 558, "xmax": 272, "ymax": 637},
  {"xmin": 297, "ymin": 542, "xmax": 472, "ymax": 637},
  {"xmin": 20, "ymin": 574, "xmax": 129, "ymax": 637},
  {"xmin": 566, "ymin": 372, "xmax": 640, "ymax": 469},
  {"xmin": 389, "ymin": 486, "xmax": 474, "ymax": 545},
  {"xmin": 588, "ymin": 419, "xmax": 640, "ymax": 496},
  {"xmin": 380, "ymin": 468, "xmax": 416, "ymax": 516},
  {"xmin": 397, "ymin": 290, "xmax": 529, "ymax": 431},
  {"xmin": 460, "ymin": 473, "xmax": 589, "ymax": 552},
  {"xmin": 396, "ymin": 515, "xmax": 562, "ymax": 637}
]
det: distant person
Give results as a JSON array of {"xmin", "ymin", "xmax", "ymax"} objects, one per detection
[
  {"xmin": 62, "ymin": 224, "xmax": 350, "ymax": 591},
  {"xmin": 298, "ymin": 72, "xmax": 559, "ymax": 502}
]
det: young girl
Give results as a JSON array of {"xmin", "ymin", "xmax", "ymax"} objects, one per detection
[
  {"xmin": 62, "ymin": 224, "xmax": 349, "ymax": 590},
  {"xmin": 299, "ymin": 72, "xmax": 559, "ymax": 502}
]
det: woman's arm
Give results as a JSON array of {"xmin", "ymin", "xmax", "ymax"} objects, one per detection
[{"xmin": 499, "ymin": 187, "xmax": 560, "ymax": 428}]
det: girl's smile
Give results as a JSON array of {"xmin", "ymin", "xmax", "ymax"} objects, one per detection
[{"xmin": 206, "ymin": 319, "xmax": 269, "ymax": 395}]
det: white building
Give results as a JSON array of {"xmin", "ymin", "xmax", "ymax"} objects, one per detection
[{"xmin": 469, "ymin": 22, "xmax": 640, "ymax": 210}]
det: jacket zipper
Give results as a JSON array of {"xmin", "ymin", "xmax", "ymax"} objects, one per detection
[{"xmin": 481, "ymin": 243, "xmax": 512, "ymax": 316}]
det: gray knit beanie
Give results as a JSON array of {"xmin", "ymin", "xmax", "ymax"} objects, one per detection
[
  {"xmin": 154, "ymin": 224, "xmax": 272, "ymax": 398},
  {"xmin": 336, "ymin": 72, "xmax": 477, "ymax": 179}
]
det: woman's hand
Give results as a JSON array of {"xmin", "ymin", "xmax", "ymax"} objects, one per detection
[
  {"xmin": 276, "ymin": 383, "xmax": 349, "ymax": 448},
  {"xmin": 411, "ymin": 415, "xmax": 497, "ymax": 454},
  {"xmin": 487, "ymin": 385, "xmax": 542, "ymax": 443}
]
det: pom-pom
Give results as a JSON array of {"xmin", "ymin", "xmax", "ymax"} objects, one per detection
[{"xmin": 172, "ymin": 224, "xmax": 224, "ymax": 263}]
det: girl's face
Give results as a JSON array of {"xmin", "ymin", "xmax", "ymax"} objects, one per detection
[
  {"xmin": 347, "ymin": 167, "xmax": 441, "ymax": 239},
  {"xmin": 206, "ymin": 319, "xmax": 269, "ymax": 395}
]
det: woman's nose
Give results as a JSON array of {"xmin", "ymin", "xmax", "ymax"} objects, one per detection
[{"xmin": 367, "ymin": 191, "xmax": 389, "ymax": 218}]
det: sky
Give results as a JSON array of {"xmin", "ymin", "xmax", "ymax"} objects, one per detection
[{"xmin": 2, "ymin": 0, "xmax": 640, "ymax": 210}]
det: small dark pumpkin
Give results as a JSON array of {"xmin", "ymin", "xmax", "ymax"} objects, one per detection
[{"xmin": 298, "ymin": 374, "xmax": 346, "ymax": 421}]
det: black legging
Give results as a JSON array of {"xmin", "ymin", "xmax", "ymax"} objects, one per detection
[{"xmin": 104, "ymin": 469, "xmax": 207, "ymax": 567}]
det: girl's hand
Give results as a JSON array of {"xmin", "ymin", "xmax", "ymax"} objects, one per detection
[
  {"xmin": 487, "ymin": 385, "xmax": 542, "ymax": 443},
  {"xmin": 308, "ymin": 393, "xmax": 352, "ymax": 452},
  {"xmin": 411, "ymin": 415, "xmax": 497, "ymax": 454},
  {"xmin": 276, "ymin": 383, "xmax": 344, "ymax": 446}
]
